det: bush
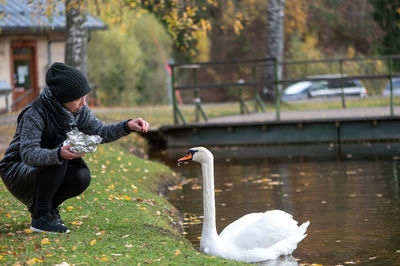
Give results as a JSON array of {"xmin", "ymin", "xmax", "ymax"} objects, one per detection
[{"xmin": 88, "ymin": 12, "xmax": 173, "ymax": 106}]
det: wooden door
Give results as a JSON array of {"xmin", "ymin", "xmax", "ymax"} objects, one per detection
[{"xmin": 10, "ymin": 40, "xmax": 39, "ymax": 110}]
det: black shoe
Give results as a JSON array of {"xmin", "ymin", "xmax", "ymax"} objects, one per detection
[
  {"xmin": 50, "ymin": 208, "xmax": 65, "ymax": 226},
  {"xmin": 30, "ymin": 212, "xmax": 70, "ymax": 234}
]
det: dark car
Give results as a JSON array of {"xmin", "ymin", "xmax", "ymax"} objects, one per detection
[{"xmin": 382, "ymin": 78, "xmax": 400, "ymax": 96}]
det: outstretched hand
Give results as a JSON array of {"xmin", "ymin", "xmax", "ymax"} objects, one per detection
[
  {"xmin": 60, "ymin": 144, "xmax": 85, "ymax": 160},
  {"xmin": 127, "ymin": 118, "xmax": 149, "ymax": 133}
]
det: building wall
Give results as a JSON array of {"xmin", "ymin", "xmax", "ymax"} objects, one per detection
[
  {"xmin": 0, "ymin": 39, "xmax": 11, "ymax": 82},
  {"xmin": 37, "ymin": 39, "xmax": 49, "ymax": 90},
  {"xmin": 50, "ymin": 41, "xmax": 65, "ymax": 64},
  {"xmin": 0, "ymin": 38, "xmax": 12, "ymax": 111}
]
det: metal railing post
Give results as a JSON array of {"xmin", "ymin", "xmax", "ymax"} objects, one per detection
[
  {"xmin": 339, "ymin": 59, "xmax": 346, "ymax": 109},
  {"xmin": 238, "ymin": 79, "xmax": 249, "ymax": 114},
  {"xmin": 389, "ymin": 55, "xmax": 394, "ymax": 116},
  {"xmin": 171, "ymin": 64, "xmax": 178, "ymax": 124},
  {"xmin": 274, "ymin": 58, "xmax": 281, "ymax": 120},
  {"xmin": 194, "ymin": 68, "xmax": 200, "ymax": 122},
  {"xmin": 171, "ymin": 64, "xmax": 186, "ymax": 125},
  {"xmin": 193, "ymin": 67, "xmax": 208, "ymax": 122},
  {"xmin": 252, "ymin": 66, "xmax": 265, "ymax": 112}
]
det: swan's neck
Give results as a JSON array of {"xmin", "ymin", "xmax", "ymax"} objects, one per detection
[{"xmin": 201, "ymin": 159, "xmax": 218, "ymax": 241}]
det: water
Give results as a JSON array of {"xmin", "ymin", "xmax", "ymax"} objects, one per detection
[{"xmin": 149, "ymin": 144, "xmax": 400, "ymax": 265}]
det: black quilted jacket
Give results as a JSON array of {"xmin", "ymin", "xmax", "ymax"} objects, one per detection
[{"xmin": 0, "ymin": 87, "xmax": 131, "ymax": 208}]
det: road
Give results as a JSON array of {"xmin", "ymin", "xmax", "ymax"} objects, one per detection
[{"xmin": 205, "ymin": 106, "xmax": 400, "ymax": 124}]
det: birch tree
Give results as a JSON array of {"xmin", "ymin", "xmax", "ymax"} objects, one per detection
[
  {"xmin": 263, "ymin": 0, "xmax": 285, "ymax": 101},
  {"xmin": 65, "ymin": 0, "xmax": 88, "ymax": 75}
]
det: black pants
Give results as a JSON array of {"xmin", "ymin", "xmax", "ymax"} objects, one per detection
[{"xmin": 33, "ymin": 160, "xmax": 91, "ymax": 218}]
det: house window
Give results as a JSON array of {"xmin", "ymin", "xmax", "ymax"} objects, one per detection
[{"xmin": 13, "ymin": 49, "xmax": 32, "ymax": 91}]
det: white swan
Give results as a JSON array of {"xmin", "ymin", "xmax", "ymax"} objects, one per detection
[{"xmin": 178, "ymin": 147, "xmax": 310, "ymax": 263}]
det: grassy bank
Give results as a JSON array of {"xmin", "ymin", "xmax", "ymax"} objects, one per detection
[{"xmin": 0, "ymin": 134, "xmax": 239, "ymax": 265}]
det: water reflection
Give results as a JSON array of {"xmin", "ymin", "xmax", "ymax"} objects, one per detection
[
  {"xmin": 258, "ymin": 255, "xmax": 299, "ymax": 266},
  {"xmin": 148, "ymin": 143, "xmax": 400, "ymax": 265}
]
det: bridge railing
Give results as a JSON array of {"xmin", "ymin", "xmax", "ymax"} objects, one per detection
[{"xmin": 169, "ymin": 55, "xmax": 400, "ymax": 125}]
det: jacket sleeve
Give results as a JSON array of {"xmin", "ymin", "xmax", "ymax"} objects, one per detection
[
  {"xmin": 76, "ymin": 106, "xmax": 131, "ymax": 143},
  {"xmin": 19, "ymin": 108, "xmax": 63, "ymax": 166}
]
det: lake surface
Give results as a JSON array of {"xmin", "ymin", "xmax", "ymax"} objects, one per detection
[{"xmin": 149, "ymin": 144, "xmax": 400, "ymax": 265}]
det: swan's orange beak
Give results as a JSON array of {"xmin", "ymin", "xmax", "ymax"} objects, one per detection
[{"xmin": 178, "ymin": 153, "xmax": 192, "ymax": 163}]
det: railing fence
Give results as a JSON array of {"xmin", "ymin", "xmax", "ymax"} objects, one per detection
[{"xmin": 170, "ymin": 55, "xmax": 400, "ymax": 125}]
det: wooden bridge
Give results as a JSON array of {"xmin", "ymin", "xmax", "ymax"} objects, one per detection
[
  {"xmin": 145, "ymin": 106, "xmax": 400, "ymax": 151},
  {"xmin": 145, "ymin": 56, "xmax": 400, "ymax": 150}
]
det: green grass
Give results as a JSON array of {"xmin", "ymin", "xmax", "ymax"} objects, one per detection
[{"xmin": 0, "ymin": 135, "xmax": 240, "ymax": 265}]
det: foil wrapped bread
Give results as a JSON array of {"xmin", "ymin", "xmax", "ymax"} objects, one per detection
[{"xmin": 63, "ymin": 129, "xmax": 102, "ymax": 154}]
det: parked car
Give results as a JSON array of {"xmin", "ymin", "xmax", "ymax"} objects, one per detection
[
  {"xmin": 281, "ymin": 76, "xmax": 367, "ymax": 101},
  {"xmin": 281, "ymin": 81, "xmax": 314, "ymax": 101},
  {"xmin": 382, "ymin": 78, "xmax": 400, "ymax": 96},
  {"xmin": 309, "ymin": 79, "xmax": 367, "ymax": 98}
]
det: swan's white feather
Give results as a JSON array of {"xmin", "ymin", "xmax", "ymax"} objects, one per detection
[
  {"xmin": 206, "ymin": 211, "xmax": 309, "ymax": 262},
  {"xmin": 219, "ymin": 210, "xmax": 303, "ymax": 250},
  {"xmin": 185, "ymin": 147, "xmax": 310, "ymax": 263}
]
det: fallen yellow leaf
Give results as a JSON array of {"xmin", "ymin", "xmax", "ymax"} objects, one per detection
[
  {"xmin": 90, "ymin": 239, "xmax": 96, "ymax": 246},
  {"xmin": 26, "ymin": 258, "xmax": 36, "ymax": 265},
  {"xmin": 95, "ymin": 231, "xmax": 103, "ymax": 236},
  {"xmin": 26, "ymin": 257, "xmax": 43, "ymax": 265},
  {"xmin": 66, "ymin": 206, "xmax": 74, "ymax": 211},
  {"xmin": 41, "ymin": 238, "xmax": 50, "ymax": 245},
  {"xmin": 24, "ymin": 228, "xmax": 33, "ymax": 234},
  {"xmin": 99, "ymin": 256, "xmax": 109, "ymax": 261},
  {"xmin": 174, "ymin": 249, "xmax": 181, "ymax": 257}
]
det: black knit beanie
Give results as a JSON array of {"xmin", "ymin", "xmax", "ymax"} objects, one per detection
[{"xmin": 45, "ymin": 62, "xmax": 91, "ymax": 103}]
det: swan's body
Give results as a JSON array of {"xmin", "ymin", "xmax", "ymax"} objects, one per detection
[{"xmin": 178, "ymin": 147, "xmax": 310, "ymax": 263}]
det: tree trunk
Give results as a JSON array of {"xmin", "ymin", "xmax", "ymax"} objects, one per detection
[
  {"xmin": 65, "ymin": 0, "xmax": 88, "ymax": 76},
  {"xmin": 263, "ymin": 0, "xmax": 285, "ymax": 101}
]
